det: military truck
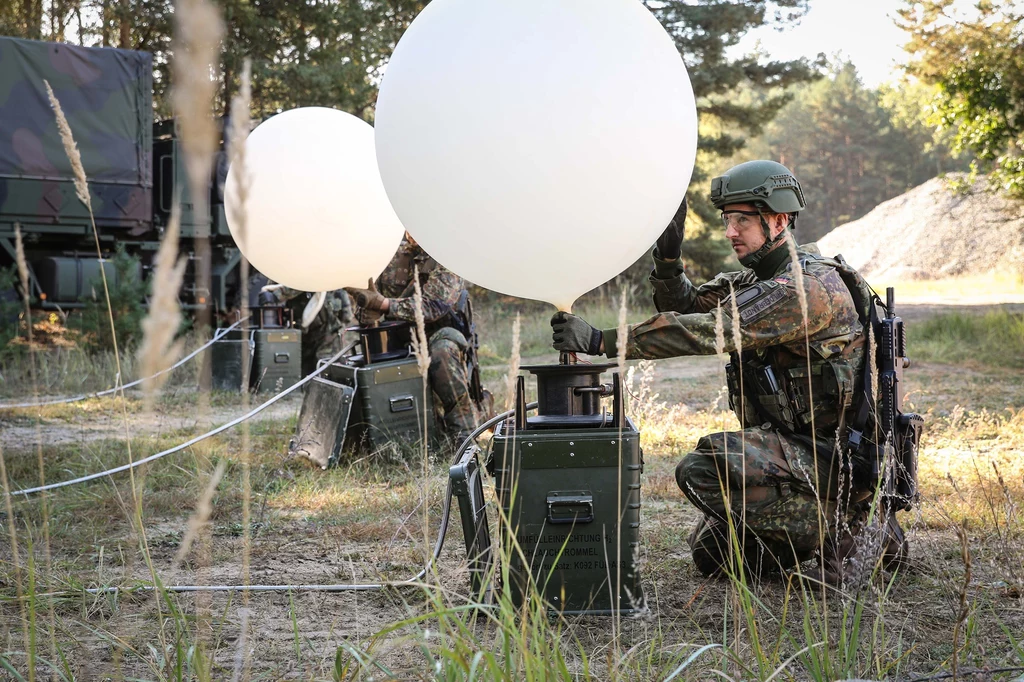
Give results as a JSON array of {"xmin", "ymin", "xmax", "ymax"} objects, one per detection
[{"xmin": 0, "ymin": 35, "xmax": 242, "ymax": 312}]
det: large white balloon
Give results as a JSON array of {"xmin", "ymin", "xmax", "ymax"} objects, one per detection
[
  {"xmin": 375, "ymin": 0, "xmax": 697, "ymax": 311},
  {"xmin": 225, "ymin": 107, "xmax": 405, "ymax": 293}
]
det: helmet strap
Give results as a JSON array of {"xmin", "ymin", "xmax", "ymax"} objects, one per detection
[{"xmin": 738, "ymin": 210, "xmax": 786, "ymax": 268}]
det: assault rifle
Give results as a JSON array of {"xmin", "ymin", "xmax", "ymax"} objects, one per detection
[{"xmin": 843, "ymin": 284, "xmax": 923, "ymax": 513}]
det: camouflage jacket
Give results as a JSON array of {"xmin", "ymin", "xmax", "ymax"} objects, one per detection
[
  {"xmin": 377, "ymin": 239, "xmax": 466, "ymax": 334},
  {"xmin": 605, "ymin": 242, "xmax": 867, "ymax": 436},
  {"xmin": 266, "ymin": 287, "xmax": 352, "ymax": 341},
  {"xmin": 604, "ymin": 243, "xmax": 862, "ymax": 365}
]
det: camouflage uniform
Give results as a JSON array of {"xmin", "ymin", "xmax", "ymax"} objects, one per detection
[
  {"xmin": 603, "ymin": 242, "xmax": 866, "ymax": 574},
  {"xmin": 265, "ymin": 287, "xmax": 354, "ymax": 377},
  {"xmin": 372, "ymin": 239, "xmax": 490, "ymax": 440}
]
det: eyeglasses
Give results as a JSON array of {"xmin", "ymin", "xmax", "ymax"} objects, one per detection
[{"xmin": 720, "ymin": 210, "xmax": 762, "ymax": 230}]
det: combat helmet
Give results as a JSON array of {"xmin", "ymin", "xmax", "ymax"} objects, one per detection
[{"xmin": 710, "ymin": 160, "xmax": 807, "ymax": 267}]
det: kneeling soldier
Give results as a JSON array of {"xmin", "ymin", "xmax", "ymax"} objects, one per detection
[
  {"xmin": 345, "ymin": 233, "xmax": 493, "ymax": 444},
  {"xmin": 550, "ymin": 161, "xmax": 906, "ymax": 585}
]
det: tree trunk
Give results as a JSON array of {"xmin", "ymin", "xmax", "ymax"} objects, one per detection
[
  {"xmin": 23, "ymin": 0, "xmax": 42, "ymax": 39},
  {"xmin": 75, "ymin": 2, "xmax": 85, "ymax": 45},
  {"xmin": 101, "ymin": 0, "xmax": 112, "ymax": 46},
  {"xmin": 119, "ymin": 0, "xmax": 131, "ymax": 48}
]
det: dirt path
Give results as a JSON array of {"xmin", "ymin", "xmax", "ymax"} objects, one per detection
[{"xmin": 0, "ymin": 395, "xmax": 302, "ymax": 450}]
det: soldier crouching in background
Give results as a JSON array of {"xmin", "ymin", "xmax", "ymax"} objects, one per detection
[
  {"xmin": 550, "ymin": 161, "xmax": 908, "ymax": 587},
  {"xmin": 344, "ymin": 232, "xmax": 493, "ymax": 444},
  {"xmin": 259, "ymin": 285, "xmax": 354, "ymax": 378}
]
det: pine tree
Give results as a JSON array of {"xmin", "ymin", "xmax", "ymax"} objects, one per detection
[{"xmin": 643, "ymin": 0, "xmax": 819, "ymax": 276}]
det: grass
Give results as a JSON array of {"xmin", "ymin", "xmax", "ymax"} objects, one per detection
[
  {"xmin": 1, "ymin": 301, "xmax": 1023, "ymax": 679},
  {"xmin": 913, "ymin": 310, "xmax": 1024, "ymax": 368}
]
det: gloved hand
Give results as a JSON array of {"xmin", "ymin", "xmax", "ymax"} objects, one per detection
[
  {"xmin": 655, "ymin": 196, "xmax": 688, "ymax": 260},
  {"xmin": 344, "ymin": 278, "xmax": 387, "ymax": 326},
  {"xmin": 259, "ymin": 282, "xmax": 284, "ymax": 307},
  {"xmin": 551, "ymin": 312, "xmax": 603, "ymax": 355}
]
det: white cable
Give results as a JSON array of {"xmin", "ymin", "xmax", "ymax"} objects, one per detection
[
  {"xmin": 10, "ymin": 341, "xmax": 358, "ymax": 497},
  {"xmin": 0, "ymin": 317, "xmax": 250, "ymax": 410},
  {"xmin": 42, "ymin": 403, "xmax": 536, "ymax": 597}
]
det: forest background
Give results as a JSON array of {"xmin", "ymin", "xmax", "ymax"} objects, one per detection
[{"xmin": 2, "ymin": 0, "xmax": 1021, "ymax": 282}]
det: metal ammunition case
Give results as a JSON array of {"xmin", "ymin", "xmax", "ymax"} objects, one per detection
[
  {"xmin": 484, "ymin": 363, "xmax": 645, "ymax": 615},
  {"xmin": 210, "ymin": 328, "xmax": 302, "ymax": 394},
  {"xmin": 323, "ymin": 356, "xmax": 432, "ymax": 452},
  {"xmin": 490, "ymin": 421, "xmax": 643, "ymax": 614}
]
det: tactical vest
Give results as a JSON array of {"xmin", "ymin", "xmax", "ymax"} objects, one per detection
[{"xmin": 725, "ymin": 254, "xmax": 864, "ymax": 440}]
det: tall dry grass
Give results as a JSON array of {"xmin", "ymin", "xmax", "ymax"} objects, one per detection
[
  {"xmin": 13, "ymin": 223, "xmax": 57, "ymax": 675},
  {"xmin": 171, "ymin": 0, "xmax": 225, "ymax": 648},
  {"xmin": 227, "ymin": 58, "xmax": 254, "ymax": 677},
  {"xmin": 137, "ymin": 204, "xmax": 187, "ymax": 411}
]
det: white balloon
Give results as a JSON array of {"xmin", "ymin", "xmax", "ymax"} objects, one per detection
[
  {"xmin": 375, "ymin": 0, "xmax": 697, "ymax": 311},
  {"xmin": 225, "ymin": 107, "xmax": 406, "ymax": 293}
]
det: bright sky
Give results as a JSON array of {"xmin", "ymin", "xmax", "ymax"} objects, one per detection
[{"xmin": 736, "ymin": 0, "xmax": 910, "ymax": 87}]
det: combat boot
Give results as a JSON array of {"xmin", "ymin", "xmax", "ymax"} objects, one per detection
[
  {"xmin": 809, "ymin": 528, "xmax": 858, "ymax": 588},
  {"xmin": 689, "ymin": 516, "xmax": 799, "ymax": 579},
  {"xmin": 881, "ymin": 512, "xmax": 910, "ymax": 571}
]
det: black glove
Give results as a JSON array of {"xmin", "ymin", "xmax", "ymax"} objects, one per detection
[
  {"xmin": 655, "ymin": 196, "xmax": 687, "ymax": 260},
  {"xmin": 551, "ymin": 312, "xmax": 603, "ymax": 355}
]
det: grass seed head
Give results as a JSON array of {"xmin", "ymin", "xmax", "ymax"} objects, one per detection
[
  {"xmin": 227, "ymin": 58, "xmax": 252, "ymax": 249},
  {"xmin": 172, "ymin": 0, "xmax": 225, "ymax": 217},
  {"xmin": 714, "ymin": 301, "xmax": 725, "ymax": 357},
  {"xmin": 44, "ymin": 80, "xmax": 90, "ymax": 210},
  {"xmin": 138, "ymin": 204, "xmax": 188, "ymax": 410},
  {"xmin": 410, "ymin": 267, "xmax": 430, "ymax": 378},
  {"xmin": 14, "ymin": 223, "xmax": 29, "ymax": 299},
  {"xmin": 728, "ymin": 280, "xmax": 742, "ymax": 355},
  {"xmin": 616, "ymin": 286, "xmax": 628, "ymax": 374},
  {"xmin": 505, "ymin": 314, "xmax": 522, "ymax": 410},
  {"xmin": 785, "ymin": 232, "xmax": 809, "ymax": 327}
]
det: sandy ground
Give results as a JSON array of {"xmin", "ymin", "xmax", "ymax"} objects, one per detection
[{"xmin": 0, "ymin": 396, "xmax": 301, "ymax": 452}]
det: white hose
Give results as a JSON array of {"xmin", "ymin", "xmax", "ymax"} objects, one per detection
[
  {"xmin": 51, "ymin": 403, "xmax": 535, "ymax": 596},
  {"xmin": 11, "ymin": 341, "xmax": 358, "ymax": 497},
  {"xmin": 0, "ymin": 317, "xmax": 250, "ymax": 410}
]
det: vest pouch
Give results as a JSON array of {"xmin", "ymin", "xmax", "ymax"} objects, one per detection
[
  {"xmin": 784, "ymin": 359, "xmax": 855, "ymax": 431},
  {"xmin": 743, "ymin": 363, "xmax": 798, "ymax": 432}
]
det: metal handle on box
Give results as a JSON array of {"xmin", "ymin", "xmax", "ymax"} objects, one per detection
[
  {"xmin": 389, "ymin": 395, "xmax": 416, "ymax": 413},
  {"xmin": 547, "ymin": 494, "xmax": 594, "ymax": 525},
  {"xmin": 274, "ymin": 352, "xmax": 289, "ymax": 364}
]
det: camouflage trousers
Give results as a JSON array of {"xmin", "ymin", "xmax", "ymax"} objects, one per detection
[
  {"xmin": 427, "ymin": 328, "xmax": 485, "ymax": 439},
  {"xmin": 676, "ymin": 425, "xmax": 857, "ymax": 577}
]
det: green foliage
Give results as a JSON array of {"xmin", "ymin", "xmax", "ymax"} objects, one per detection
[
  {"xmin": 898, "ymin": 0, "xmax": 1024, "ymax": 197},
  {"xmin": 69, "ymin": 245, "xmax": 147, "ymax": 352},
  {"xmin": 914, "ymin": 310, "xmax": 1024, "ymax": 369},
  {"xmin": 0, "ymin": 264, "xmax": 25, "ymax": 354},
  {"xmin": 741, "ymin": 61, "xmax": 967, "ymax": 240}
]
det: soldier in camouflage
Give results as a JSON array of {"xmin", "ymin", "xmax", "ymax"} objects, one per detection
[
  {"xmin": 551, "ymin": 161, "xmax": 907, "ymax": 586},
  {"xmin": 344, "ymin": 233, "xmax": 492, "ymax": 442},
  {"xmin": 259, "ymin": 285, "xmax": 354, "ymax": 377}
]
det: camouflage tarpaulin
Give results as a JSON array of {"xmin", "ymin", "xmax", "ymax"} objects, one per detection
[{"xmin": 0, "ymin": 37, "xmax": 152, "ymax": 187}]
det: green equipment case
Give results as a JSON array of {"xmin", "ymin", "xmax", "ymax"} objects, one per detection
[
  {"xmin": 453, "ymin": 362, "xmax": 645, "ymax": 615},
  {"xmin": 210, "ymin": 309, "xmax": 302, "ymax": 394},
  {"xmin": 290, "ymin": 322, "xmax": 433, "ymax": 469}
]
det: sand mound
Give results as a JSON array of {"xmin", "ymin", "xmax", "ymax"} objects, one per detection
[{"xmin": 815, "ymin": 175, "xmax": 1024, "ymax": 280}]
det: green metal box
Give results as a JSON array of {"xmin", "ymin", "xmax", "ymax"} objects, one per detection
[
  {"xmin": 291, "ymin": 355, "xmax": 432, "ymax": 467},
  {"xmin": 328, "ymin": 356, "xmax": 433, "ymax": 451},
  {"xmin": 490, "ymin": 419, "xmax": 644, "ymax": 615},
  {"xmin": 210, "ymin": 328, "xmax": 302, "ymax": 394}
]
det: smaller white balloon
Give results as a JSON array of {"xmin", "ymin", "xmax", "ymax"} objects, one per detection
[{"xmin": 224, "ymin": 107, "xmax": 405, "ymax": 293}]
